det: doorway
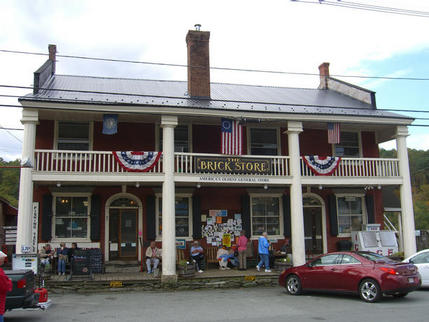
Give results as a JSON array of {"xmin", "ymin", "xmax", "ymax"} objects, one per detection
[
  {"xmin": 109, "ymin": 208, "xmax": 138, "ymax": 260},
  {"xmin": 303, "ymin": 195, "xmax": 323, "ymax": 256}
]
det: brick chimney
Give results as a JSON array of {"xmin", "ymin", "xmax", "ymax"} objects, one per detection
[
  {"xmin": 48, "ymin": 44, "xmax": 57, "ymax": 74},
  {"xmin": 186, "ymin": 27, "xmax": 210, "ymax": 98},
  {"xmin": 318, "ymin": 62, "xmax": 330, "ymax": 89}
]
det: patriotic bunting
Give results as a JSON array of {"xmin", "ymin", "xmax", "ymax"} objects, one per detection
[
  {"xmin": 303, "ymin": 155, "xmax": 341, "ymax": 176},
  {"xmin": 113, "ymin": 151, "xmax": 161, "ymax": 172}
]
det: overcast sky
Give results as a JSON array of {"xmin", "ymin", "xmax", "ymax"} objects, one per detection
[{"xmin": 1, "ymin": 0, "xmax": 429, "ymax": 161}]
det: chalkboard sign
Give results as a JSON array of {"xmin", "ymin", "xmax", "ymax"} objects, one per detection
[
  {"xmin": 71, "ymin": 250, "xmax": 91, "ymax": 275},
  {"xmin": 89, "ymin": 248, "xmax": 103, "ymax": 274}
]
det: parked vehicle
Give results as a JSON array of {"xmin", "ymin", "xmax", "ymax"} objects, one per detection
[
  {"xmin": 5, "ymin": 269, "xmax": 39, "ymax": 311},
  {"xmin": 403, "ymin": 249, "xmax": 429, "ymax": 287},
  {"xmin": 279, "ymin": 251, "xmax": 421, "ymax": 303}
]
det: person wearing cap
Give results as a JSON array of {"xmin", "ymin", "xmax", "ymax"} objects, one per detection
[
  {"xmin": 0, "ymin": 251, "xmax": 12, "ymax": 322},
  {"xmin": 190, "ymin": 241, "xmax": 205, "ymax": 273}
]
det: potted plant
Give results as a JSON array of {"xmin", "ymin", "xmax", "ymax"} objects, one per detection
[{"xmin": 177, "ymin": 259, "xmax": 195, "ymax": 277}]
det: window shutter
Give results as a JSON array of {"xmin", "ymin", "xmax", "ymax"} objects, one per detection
[
  {"xmin": 241, "ymin": 194, "xmax": 251, "ymax": 238},
  {"xmin": 365, "ymin": 194, "xmax": 375, "ymax": 224},
  {"xmin": 90, "ymin": 195, "xmax": 101, "ymax": 241},
  {"xmin": 282, "ymin": 194, "xmax": 291, "ymax": 238},
  {"xmin": 328, "ymin": 194, "xmax": 338, "ymax": 236},
  {"xmin": 192, "ymin": 196, "xmax": 201, "ymax": 239},
  {"xmin": 146, "ymin": 195, "xmax": 156, "ymax": 240},
  {"xmin": 41, "ymin": 194, "xmax": 53, "ymax": 241}
]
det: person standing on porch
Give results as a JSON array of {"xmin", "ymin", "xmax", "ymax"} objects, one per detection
[
  {"xmin": 256, "ymin": 232, "xmax": 271, "ymax": 272},
  {"xmin": 0, "ymin": 251, "xmax": 12, "ymax": 322},
  {"xmin": 237, "ymin": 230, "xmax": 248, "ymax": 270},
  {"xmin": 190, "ymin": 241, "xmax": 205, "ymax": 273},
  {"xmin": 145, "ymin": 241, "xmax": 161, "ymax": 274},
  {"xmin": 56, "ymin": 242, "xmax": 68, "ymax": 276}
]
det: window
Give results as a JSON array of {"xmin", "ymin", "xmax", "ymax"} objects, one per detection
[
  {"xmin": 312, "ymin": 254, "xmax": 342, "ymax": 266},
  {"xmin": 340, "ymin": 255, "xmax": 361, "ymax": 265},
  {"xmin": 57, "ymin": 121, "xmax": 90, "ymax": 150},
  {"xmin": 251, "ymin": 196, "xmax": 282, "ymax": 236},
  {"xmin": 337, "ymin": 195, "xmax": 365, "ymax": 234},
  {"xmin": 410, "ymin": 252, "xmax": 429, "ymax": 264},
  {"xmin": 54, "ymin": 195, "xmax": 90, "ymax": 239},
  {"xmin": 159, "ymin": 125, "xmax": 190, "ymax": 152},
  {"xmin": 249, "ymin": 128, "xmax": 278, "ymax": 155},
  {"xmin": 334, "ymin": 131, "xmax": 360, "ymax": 157},
  {"xmin": 157, "ymin": 196, "xmax": 192, "ymax": 238}
]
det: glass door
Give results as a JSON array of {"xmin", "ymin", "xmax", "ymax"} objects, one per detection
[{"xmin": 109, "ymin": 208, "xmax": 138, "ymax": 259}]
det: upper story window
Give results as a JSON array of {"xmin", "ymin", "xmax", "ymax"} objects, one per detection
[
  {"xmin": 56, "ymin": 121, "xmax": 90, "ymax": 150},
  {"xmin": 249, "ymin": 128, "xmax": 278, "ymax": 155},
  {"xmin": 159, "ymin": 125, "xmax": 190, "ymax": 152},
  {"xmin": 53, "ymin": 194, "xmax": 90, "ymax": 239},
  {"xmin": 251, "ymin": 195, "xmax": 283, "ymax": 237},
  {"xmin": 334, "ymin": 132, "xmax": 360, "ymax": 157},
  {"xmin": 336, "ymin": 194, "xmax": 366, "ymax": 235},
  {"xmin": 156, "ymin": 195, "xmax": 192, "ymax": 239}
]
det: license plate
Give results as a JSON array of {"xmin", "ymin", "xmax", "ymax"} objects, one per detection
[{"xmin": 408, "ymin": 277, "xmax": 414, "ymax": 283}]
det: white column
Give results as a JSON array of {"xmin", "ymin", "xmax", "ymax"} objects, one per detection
[
  {"xmin": 396, "ymin": 126, "xmax": 417, "ymax": 258},
  {"xmin": 16, "ymin": 109, "xmax": 38, "ymax": 254},
  {"xmin": 161, "ymin": 115, "xmax": 178, "ymax": 281},
  {"xmin": 287, "ymin": 121, "xmax": 306, "ymax": 266}
]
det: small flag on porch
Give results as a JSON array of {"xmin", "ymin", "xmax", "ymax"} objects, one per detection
[
  {"xmin": 327, "ymin": 122, "xmax": 340, "ymax": 144},
  {"xmin": 221, "ymin": 118, "xmax": 243, "ymax": 155},
  {"xmin": 102, "ymin": 114, "xmax": 118, "ymax": 135}
]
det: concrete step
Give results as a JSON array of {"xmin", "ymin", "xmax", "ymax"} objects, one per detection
[{"xmin": 104, "ymin": 261, "xmax": 141, "ymax": 273}]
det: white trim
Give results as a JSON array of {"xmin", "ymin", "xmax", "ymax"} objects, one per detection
[
  {"xmin": 303, "ymin": 193, "xmax": 327, "ymax": 254},
  {"xmin": 104, "ymin": 193, "xmax": 143, "ymax": 262},
  {"xmin": 249, "ymin": 193, "xmax": 284, "ymax": 238},
  {"xmin": 247, "ymin": 126, "xmax": 281, "ymax": 156},
  {"xmin": 51, "ymin": 192, "xmax": 91, "ymax": 242},
  {"xmin": 335, "ymin": 193, "xmax": 367, "ymax": 238},
  {"xmin": 155, "ymin": 193, "xmax": 193, "ymax": 241}
]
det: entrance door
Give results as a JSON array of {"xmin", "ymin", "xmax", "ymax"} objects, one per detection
[
  {"xmin": 304, "ymin": 206, "xmax": 323, "ymax": 256},
  {"xmin": 109, "ymin": 208, "xmax": 138, "ymax": 259}
]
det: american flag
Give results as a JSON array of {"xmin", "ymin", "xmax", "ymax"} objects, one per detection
[
  {"xmin": 221, "ymin": 118, "xmax": 243, "ymax": 155},
  {"xmin": 327, "ymin": 122, "xmax": 340, "ymax": 144}
]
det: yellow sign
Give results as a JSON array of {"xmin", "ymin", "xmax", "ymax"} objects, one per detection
[
  {"xmin": 110, "ymin": 281, "xmax": 123, "ymax": 288},
  {"xmin": 222, "ymin": 233, "xmax": 231, "ymax": 247},
  {"xmin": 244, "ymin": 276, "xmax": 256, "ymax": 281},
  {"xmin": 196, "ymin": 157, "xmax": 271, "ymax": 175}
]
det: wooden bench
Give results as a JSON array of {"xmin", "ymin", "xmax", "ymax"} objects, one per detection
[
  {"xmin": 205, "ymin": 247, "xmax": 218, "ymax": 267},
  {"xmin": 176, "ymin": 249, "xmax": 186, "ymax": 263}
]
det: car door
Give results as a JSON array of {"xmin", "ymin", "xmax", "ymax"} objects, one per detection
[
  {"xmin": 328, "ymin": 254, "xmax": 363, "ymax": 291},
  {"xmin": 409, "ymin": 251, "xmax": 429, "ymax": 287},
  {"xmin": 302, "ymin": 254, "xmax": 342, "ymax": 290}
]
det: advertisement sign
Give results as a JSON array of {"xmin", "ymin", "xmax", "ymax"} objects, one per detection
[
  {"xmin": 196, "ymin": 157, "xmax": 271, "ymax": 175},
  {"xmin": 12, "ymin": 254, "xmax": 38, "ymax": 274},
  {"xmin": 32, "ymin": 202, "xmax": 39, "ymax": 253}
]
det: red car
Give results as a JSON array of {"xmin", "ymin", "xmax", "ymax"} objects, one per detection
[{"xmin": 279, "ymin": 251, "xmax": 421, "ymax": 303}]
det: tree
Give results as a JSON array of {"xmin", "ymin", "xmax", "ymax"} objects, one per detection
[{"xmin": 0, "ymin": 157, "xmax": 21, "ymax": 207}]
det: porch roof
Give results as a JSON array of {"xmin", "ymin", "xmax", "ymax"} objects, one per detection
[{"xmin": 20, "ymin": 74, "xmax": 412, "ymax": 122}]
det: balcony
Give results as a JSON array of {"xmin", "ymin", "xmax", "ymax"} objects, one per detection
[{"xmin": 33, "ymin": 150, "xmax": 401, "ymax": 185}]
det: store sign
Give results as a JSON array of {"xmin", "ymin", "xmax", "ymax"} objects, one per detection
[
  {"xmin": 32, "ymin": 202, "xmax": 39, "ymax": 253},
  {"xmin": 196, "ymin": 157, "xmax": 271, "ymax": 175}
]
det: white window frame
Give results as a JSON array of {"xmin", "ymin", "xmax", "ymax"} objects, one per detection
[
  {"xmin": 51, "ymin": 192, "xmax": 92, "ymax": 243},
  {"xmin": 247, "ymin": 126, "xmax": 281, "ymax": 156},
  {"xmin": 155, "ymin": 193, "xmax": 193, "ymax": 241},
  {"xmin": 250, "ymin": 193, "xmax": 283, "ymax": 239},
  {"xmin": 335, "ymin": 193, "xmax": 367, "ymax": 237},
  {"xmin": 156, "ymin": 124, "xmax": 192, "ymax": 153},
  {"xmin": 54, "ymin": 121, "xmax": 94, "ymax": 151},
  {"xmin": 332, "ymin": 130, "xmax": 362, "ymax": 158}
]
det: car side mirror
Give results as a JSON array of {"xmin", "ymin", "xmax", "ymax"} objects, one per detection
[{"xmin": 409, "ymin": 259, "xmax": 414, "ymax": 264}]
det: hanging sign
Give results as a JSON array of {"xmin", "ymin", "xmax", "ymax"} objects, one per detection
[
  {"xmin": 196, "ymin": 157, "xmax": 271, "ymax": 175},
  {"xmin": 113, "ymin": 151, "xmax": 161, "ymax": 172},
  {"xmin": 303, "ymin": 155, "xmax": 341, "ymax": 176}
]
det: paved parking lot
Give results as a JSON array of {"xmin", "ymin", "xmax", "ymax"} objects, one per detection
[{"xmin": 5, "ymin": 287, "xmax": 429, "ymax": 322}]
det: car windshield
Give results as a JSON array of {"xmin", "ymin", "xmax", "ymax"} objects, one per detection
[{"xmin": 357, "ymin": 252, "xmax": 392, "ymax": 262}]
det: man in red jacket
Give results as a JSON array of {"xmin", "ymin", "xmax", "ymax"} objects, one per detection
[{"xmin": 0, "ymin": 251, "xmax": 12, "ymax": 322}]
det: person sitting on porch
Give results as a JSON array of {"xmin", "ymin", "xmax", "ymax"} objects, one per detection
[
  {"xmin": 145, "ymin": 241, "xmax": 162, "ymax": 274},
  {"xmin": 217, "ymin": 245, "xmax": 229, "ymax": 270},
  {"xmin": 39, "ymin": 244, "xmax": 54, "ymax": 268},
  {"xmin": 190, "ymin": 241, "xmax": 205, "ymax": 273},
  {"xmin": 68, "ymin": 242, "xmax": 80, "ymax": 263}
]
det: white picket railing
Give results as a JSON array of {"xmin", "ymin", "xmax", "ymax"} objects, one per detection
[{"xmin": 34, "ymin": 150, "xmax": 400, "ymax": 178}]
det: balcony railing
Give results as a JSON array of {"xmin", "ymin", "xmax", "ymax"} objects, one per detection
[{"xmin": 34, "ymin": 150, "xmax": 400, "ymax": 179}]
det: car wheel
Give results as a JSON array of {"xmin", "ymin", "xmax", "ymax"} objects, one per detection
[
  {"xmin": 393, "ymin": 293, "xmax": 408, "ymax": 298},
  {"xmin": 285, "ymin": 274, "xmax": 302, "ymax": 295},
  {"xmin": 359, "ymin": 278, "xmax": 381, "ymax": 303}
]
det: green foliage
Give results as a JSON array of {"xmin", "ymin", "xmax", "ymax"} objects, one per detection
[
  {"xmin": 0, "ymin": 157, "xmax": 20, "ymax": 207},
  {"xmin": 414, "ymin": 184, "xmax": 429, "ymax": 230}
]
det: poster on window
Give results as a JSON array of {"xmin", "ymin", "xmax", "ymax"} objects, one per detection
[{"xmin": 222, "ymin": 233, "xmax": 231, "ymax": 247}]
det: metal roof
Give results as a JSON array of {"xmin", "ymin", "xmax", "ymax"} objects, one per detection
[{"xmin": 19, "ymin": 74, "xmax": 411, "ymax": 120}]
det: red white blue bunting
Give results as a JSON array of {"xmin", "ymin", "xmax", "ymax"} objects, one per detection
[
  {"xmin": 303, "ymin": 156, "xmax": 341, "ymax": 176},
  {"xmin": 113, "ymin": 151, "xmax": 162, "ymax": 172}
]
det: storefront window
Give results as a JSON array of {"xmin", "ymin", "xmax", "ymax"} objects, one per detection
[
  {"xmin": 57, "ymin": 121, "xmax": 90, "ymax": 150},
  {"xmin": 251, "ymin": 196, "xmax": 281, "ymax": 236},
  {"xmin": 54, "ymin": 196, "xmax": 89, "ymax": 238},
  {"xmin": 249, "ymin": 128, "xmax": 278, "ymax": 155},
  {"xmin": 337, "ymin": 195, "xmax": 365, "ymax": 234},
  {"xmin": 157, "ymin": 196, "xmax": 191, "ymax": 238}
]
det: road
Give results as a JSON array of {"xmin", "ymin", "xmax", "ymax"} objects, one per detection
[{"xmin": 5, "ymin": 287, "xmax": 429, "ymax": 322}]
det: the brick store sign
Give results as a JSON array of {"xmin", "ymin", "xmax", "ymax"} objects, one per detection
[{"xmin": 196, "ymin": 157, "xmax": 271, "ymax": 175}]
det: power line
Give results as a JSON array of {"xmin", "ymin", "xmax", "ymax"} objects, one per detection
[
  {"xmin": 0, "ymin": 122, "xmax": 22, "ymax": 143},
  {"xmin": 2, "ymin": 48, "xmax": 429, "ymax": 82},
  {"xmin": 292, "ymin": 0, "xmax": 429, "ymax": 18},
  {"xmin": 0, "ymin": 127, "xmax": 24, "ymax": 131}
]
